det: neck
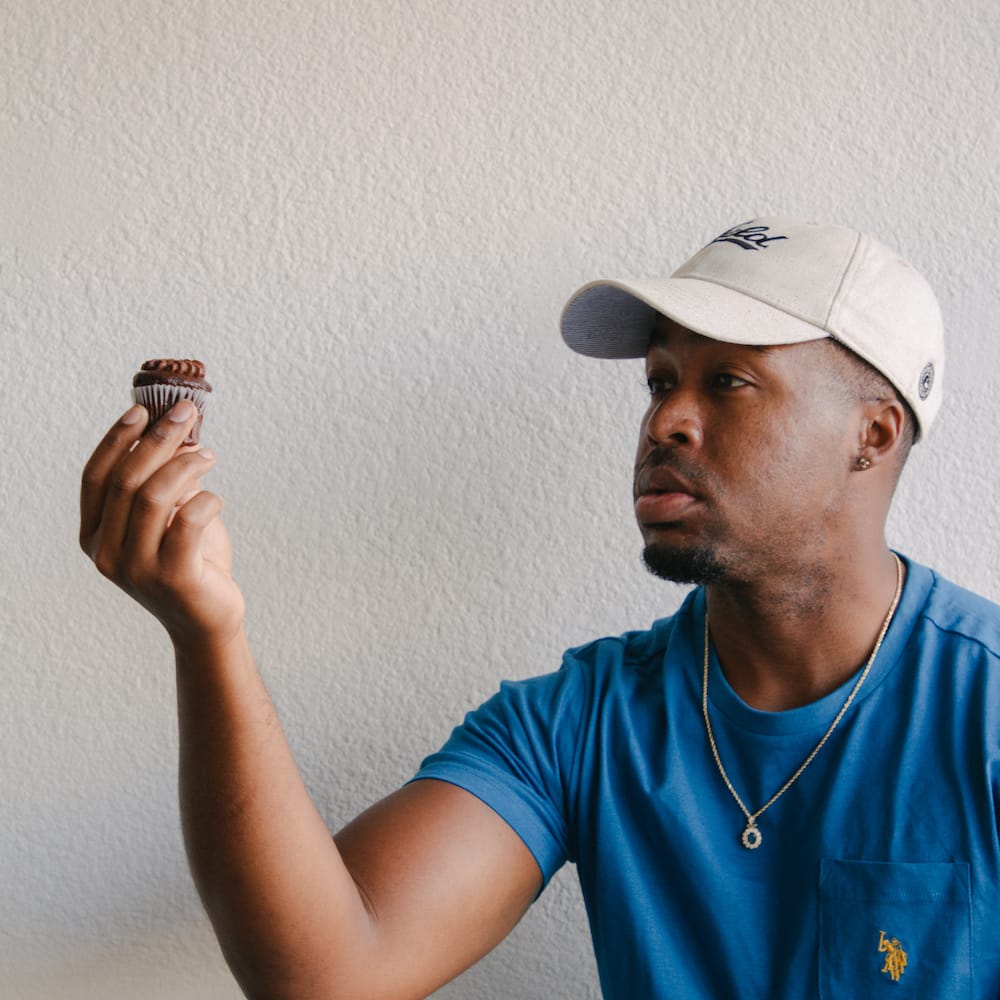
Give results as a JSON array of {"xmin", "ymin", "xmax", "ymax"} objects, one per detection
[{"xmin": 704, "ymin": 548, "xmax": 904, "ymax": 711}]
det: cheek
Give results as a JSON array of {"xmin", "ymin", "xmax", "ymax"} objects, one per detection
[
  {"xmin": 762, "ymin": 436, "xmax": 850, "ymax": 517},
  {"xmin": 717, "ymin": 413, "xmax": 846, "ymax": 514}
]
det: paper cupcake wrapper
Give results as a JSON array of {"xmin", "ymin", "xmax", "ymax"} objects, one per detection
[{"xmin": 131, "ymin": 383, "xmax": 210, "ymax": 444}]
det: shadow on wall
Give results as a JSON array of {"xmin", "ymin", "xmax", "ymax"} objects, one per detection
[{"xmin": 4, "ymin": 919, "xmax": 242, "ymax": 1000}]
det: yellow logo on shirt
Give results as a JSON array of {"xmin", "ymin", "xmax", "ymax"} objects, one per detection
[{"xmin": 878, "ymin": 930, "xmax": 908, "ymax": 982}]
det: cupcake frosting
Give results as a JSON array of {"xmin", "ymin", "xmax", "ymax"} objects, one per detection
[{"xmin": 133, "ymin": 359, "xmax": 212, "ymax": 391}]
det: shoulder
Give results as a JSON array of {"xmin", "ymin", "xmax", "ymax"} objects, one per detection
[
  {"xmin": 916, "ymin": 564, "xmax": 1000, "ymax": 661},
  {"xmin": 477, "ymin": 592, "xmax": 700, "ymax": 728},
  {"xmin": 559, "ymin": 592, "xmax": 699, "ymax": 677}
]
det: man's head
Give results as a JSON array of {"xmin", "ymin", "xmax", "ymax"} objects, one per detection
[{"xmin": 559, "ymin": 217, "xmax": 944, "ymax": 585}]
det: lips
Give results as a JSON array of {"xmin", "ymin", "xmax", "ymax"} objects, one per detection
[
  {"xmin": 634, "ymin": 489, "xmax": 697, "ymax": 523},
  {"xmin": 634, "ymin": 464, "xmax": 701, "ymax": 523},
  {"xmin": 636, "ymin": 465, "xmax": 694, "ymax": 496}
]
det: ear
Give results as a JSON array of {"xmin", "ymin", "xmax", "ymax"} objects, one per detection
[{"xmin": 856, "ymin": 397, "xmax": 908, "ymax": 469}]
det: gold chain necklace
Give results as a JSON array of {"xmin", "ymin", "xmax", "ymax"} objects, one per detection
[{"xmin": 702, "ymin": 552, "xmax": 903, "ymax": 850}]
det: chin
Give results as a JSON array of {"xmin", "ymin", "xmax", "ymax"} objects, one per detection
[{"xmin": 642, "ymin": 542, "xmax": 727, "ymax": 585}]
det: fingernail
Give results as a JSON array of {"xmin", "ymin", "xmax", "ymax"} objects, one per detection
[
  {"xmin": 168, "ymin": 401, "xmax": 195, "ymax": 422},
  {"xmin": 122, "ymin": 405, "xmax": 145, "ymax": 425},
  {"xmin": 198, "ymin": 448, "xmax": 216, "ymax": 461}
]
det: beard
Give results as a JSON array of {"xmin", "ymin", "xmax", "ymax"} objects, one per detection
[{"xmin": 641, "ymin": 541, "xmax": 727, "ymax": 585}]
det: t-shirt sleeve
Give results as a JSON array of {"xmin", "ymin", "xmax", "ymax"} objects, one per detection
[{"xmin": 409, "ymin": 665, "xmax": 584, "ymax": 889}]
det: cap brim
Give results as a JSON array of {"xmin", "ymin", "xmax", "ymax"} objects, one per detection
[{"xmin": 560, "ymin": 276, "xmax": 831, "ymax": 358}]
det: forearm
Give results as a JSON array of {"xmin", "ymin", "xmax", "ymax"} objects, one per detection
[{"xmin": 174, "ymin": 628, "xmax": 373, "ymax": 998}]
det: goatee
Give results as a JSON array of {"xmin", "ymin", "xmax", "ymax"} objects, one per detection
[{"xmin": 642, "ymin": 542, "xmax": 726, "ymax": 585}]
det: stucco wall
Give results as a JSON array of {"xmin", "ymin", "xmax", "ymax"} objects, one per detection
[{"xmin": 3, "ymin": 1, "xmax": 998, "ymax": 996}]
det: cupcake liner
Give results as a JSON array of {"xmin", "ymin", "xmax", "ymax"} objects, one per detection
[{"xmin": 132, "ymin": 383, "xmax": 210, "ymax": 445}]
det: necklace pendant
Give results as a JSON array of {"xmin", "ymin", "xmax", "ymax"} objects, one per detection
[{"xmin": 741, "ymin": 821, "xmax": 763, "ymax": 850}]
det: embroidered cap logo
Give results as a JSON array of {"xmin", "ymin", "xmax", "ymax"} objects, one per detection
[{"xmin": 709, "ymin": 223, "xmax": 789, "ymax": 251}]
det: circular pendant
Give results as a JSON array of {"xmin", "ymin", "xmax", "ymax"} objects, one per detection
[{"xmin": 741, "ymin": 822, "xmax": 762, "ymax": 850}]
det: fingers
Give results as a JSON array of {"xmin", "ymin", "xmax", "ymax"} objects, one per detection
[
  {"xmin": 81, "ymin": 399, "xmax": 242, "ymax": 644},
  {"xmin": 167, "ymin": 484, "xmax": 206, "ymax": 527},
  {"xmin": 123, "ymin": 449, "xmax": 218, "ymax": 573},
  {"xmin": 80, "ymin": 404, "xmax": 149, "ymax": 548},
  {"xmin": 86, "ymin": 401, "xmax": 202, "ymax": 567},
  {"xmin": 159, "ymin": 490, "xmax": 225, "ymax": 578}
]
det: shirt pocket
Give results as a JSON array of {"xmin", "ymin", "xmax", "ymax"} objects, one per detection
[{"xmin": 819, "ymin": 859, "xmax": 971, "ymax": 998}]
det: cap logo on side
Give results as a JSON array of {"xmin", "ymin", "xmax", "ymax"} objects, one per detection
[
  {"xmin": 709, "ymin": 223, "xmax": 789, "ymax": 251},
  {"xmin": 918, "ymin": 363, "xmax": 935, "ymax": 400}
]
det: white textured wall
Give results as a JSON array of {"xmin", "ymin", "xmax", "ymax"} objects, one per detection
[{"xmin": 4, "ymin": 1, "xmax": 998, "ymax": 996}]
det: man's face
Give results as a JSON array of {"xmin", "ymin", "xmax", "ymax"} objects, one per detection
[{"xmin": 634, "ymin": 317, "xmax": 860, "ymax": 585}]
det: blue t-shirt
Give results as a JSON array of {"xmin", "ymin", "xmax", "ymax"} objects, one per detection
[{"xmin": 413, "ymin": 557, "xmax": 1000, "ymax": 997}]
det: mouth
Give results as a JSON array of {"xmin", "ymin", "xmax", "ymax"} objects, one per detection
[
  {"xmin": 634, "ymin": 488, "xmax": 698, "ymax": 524},
  {"xmin": 633, "ymin": 463, "xmax": 702, "ymax": 525}
]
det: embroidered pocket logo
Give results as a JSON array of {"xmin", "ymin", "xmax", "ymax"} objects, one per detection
[{"xmin": 878, "ymin": 930, "xmax": 908, "ymax": 982}]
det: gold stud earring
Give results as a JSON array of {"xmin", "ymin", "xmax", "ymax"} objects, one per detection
[{"xmin": 856, "ymin": 456, "xmax": 871, "ymax": 471}]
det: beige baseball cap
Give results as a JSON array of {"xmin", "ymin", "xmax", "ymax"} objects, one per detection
[{"xmin": 560, "ymin": 217, "xmax": 944, "ymax": 438}]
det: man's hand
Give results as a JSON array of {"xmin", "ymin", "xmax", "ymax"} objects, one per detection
[{"xmin": 80, "ymin": 400, "xmax": 244, "ymax": 648}]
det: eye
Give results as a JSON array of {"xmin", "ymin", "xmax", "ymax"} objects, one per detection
[
  {"xmin": 646, "ymin": 375, "xmax": 673, "ymax": 397},
  {"xmin": 713, "ymin": 372, "xmax": 750, "ymax": 389}
]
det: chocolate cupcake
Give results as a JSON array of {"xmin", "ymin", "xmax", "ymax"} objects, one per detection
[{"xmin": 132, "ymin": 359, "xmax": 212, "ymax": 445}]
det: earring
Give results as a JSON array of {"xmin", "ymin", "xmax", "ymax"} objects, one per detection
[{"xmin": 856, "ymin": 456, "xmax": 871, "ymax": 471}]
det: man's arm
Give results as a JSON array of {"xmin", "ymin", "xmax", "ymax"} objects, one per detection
[{"xmin": 81, "ymin": 402, "xmax": 542, "ymax": 1000}]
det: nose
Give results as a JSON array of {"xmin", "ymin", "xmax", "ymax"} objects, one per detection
[{"xmin": 642, "ymin": 388, "xmax": 704, "ymax": 450}]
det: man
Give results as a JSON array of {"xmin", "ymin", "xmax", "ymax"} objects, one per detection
[{"xmin": 81, "ymin": 217, "xmax": 1000, "ymax": 998}]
